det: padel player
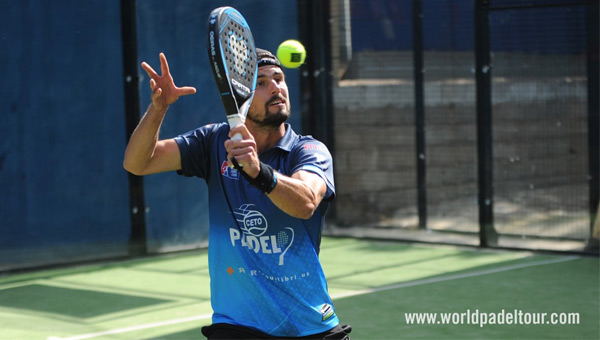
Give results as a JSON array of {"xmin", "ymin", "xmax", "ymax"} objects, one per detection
[{"xmin": 123, "ymin": 49, "xmax": 351, "ymax": 339}]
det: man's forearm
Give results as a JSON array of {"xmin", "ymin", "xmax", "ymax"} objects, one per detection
[
  {"xmin": 123, "ymin": 104, "xmax": 168, "ymax": 175},
  {"xmin": 266, "ymin": 171, "xmax": 326, "ymax": 220}
]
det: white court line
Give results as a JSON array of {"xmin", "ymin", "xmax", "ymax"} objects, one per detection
[
  {"xmin": 330, "ymin": 255, "xmax": 579, "ymax": 299},
  {"xmin": 47, "ymin": 255, "xmax": 578, "ymax": 340}
]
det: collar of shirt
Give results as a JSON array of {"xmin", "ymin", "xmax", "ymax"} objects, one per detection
[{"xmin": 260, "ymin": 123, "xmax": 297, "ymax": 155}]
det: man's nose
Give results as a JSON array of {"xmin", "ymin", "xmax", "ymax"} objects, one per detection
[{"xmin": 268, "ymin": 80, "xmax": 281, "ymax": 96}]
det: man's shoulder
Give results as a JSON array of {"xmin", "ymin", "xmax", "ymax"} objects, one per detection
[
  {"xmin": 179, "ymin": 122, "xmax": 229, "ymax": 141},
  {"xmin": 282, "ymin": 125, "xmax": 327, "ymax": 149},
  {"xmin": 197, "ymin": 122, "xmax": 229, "ymax": 134},
  {"xmin": 293, "ymin": 135, "xmax": 331, "ymax": 154}
]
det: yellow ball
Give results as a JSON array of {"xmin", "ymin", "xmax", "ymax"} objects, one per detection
[{"xmin": 276, "ymin": 40, "xmax": 306, "ymax": 69}]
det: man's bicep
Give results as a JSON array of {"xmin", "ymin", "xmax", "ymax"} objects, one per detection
[{"xmin": 145, "ymin": 139, "xmax": 182, "ymax": 174}]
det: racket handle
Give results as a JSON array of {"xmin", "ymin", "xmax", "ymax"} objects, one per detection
[
  {"xmin": 227, "ymin": 114, "xmax": 244, "ymax": 141},
  {"xmin": 231, "ymin": 132, "xmax": 242, "ymax": 141}
]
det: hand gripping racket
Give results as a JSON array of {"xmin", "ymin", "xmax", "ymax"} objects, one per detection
[{"xmin": 207, "ymin": 7, "xmax": 257, "ymax": 141}]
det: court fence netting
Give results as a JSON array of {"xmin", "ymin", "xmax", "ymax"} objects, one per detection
[{"xmin": 306, "ymin": 0, "xmax": 599, "ymax": 254}]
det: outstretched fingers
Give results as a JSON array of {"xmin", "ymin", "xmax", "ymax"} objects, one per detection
[
  {"xmin": 141, "ymin": 61, "xmax": 160, "ymax": 80},
  {"xmin": 176, "ymin": 85, "xmax": 197, "ymax": 96},
  {"xmin": 141, "ymin": 53, "xmax": 197, "ymax": 105},
  {"xmin": 159, "ymin": 53, "xmax": 171, "ymax": 79}
]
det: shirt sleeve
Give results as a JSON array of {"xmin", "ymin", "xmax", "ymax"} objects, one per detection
[
  {"xmin": 173, "ymin": 123, "xmax": 222, "ymax": 179},
  {"xmin": 290, "ymin": 138, "xmax": 336, "ymax": 200}
]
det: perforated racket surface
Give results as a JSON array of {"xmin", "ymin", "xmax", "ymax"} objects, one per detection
[{"xmin": 207, "ymin": 7, "xmax": 257, "ymax": 140}]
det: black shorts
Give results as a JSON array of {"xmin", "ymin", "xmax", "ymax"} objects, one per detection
[{"xmin": 201, "ymin": 323, "xmax": 352, "ymax": 340}]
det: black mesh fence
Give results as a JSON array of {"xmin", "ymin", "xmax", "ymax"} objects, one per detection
[
  {"xmin": 489, "ymin": 2, "xmax": 590, "ymax": 242},
  {"xmin": 326, "ymin": 0, "xmax": 598, "ymax": 253}
]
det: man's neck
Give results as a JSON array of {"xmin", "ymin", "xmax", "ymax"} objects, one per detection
[{"xmin": 246, "ymin": 122, "xmax": 286, "ymax": 154}]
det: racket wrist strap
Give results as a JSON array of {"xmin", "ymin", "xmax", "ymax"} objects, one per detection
[{"xmin": 234, "ymin": 160, "xmax": 278, "ymax": 194}]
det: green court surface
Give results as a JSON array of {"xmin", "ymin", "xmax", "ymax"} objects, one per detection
[{"xmin": 0, "ymin": 237, "xmax": 598, "ymax": 340}]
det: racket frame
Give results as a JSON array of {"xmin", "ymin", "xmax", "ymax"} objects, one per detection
[{"xmin": 207, "ymin": 7, "xmax": 257, "ymax": 140}]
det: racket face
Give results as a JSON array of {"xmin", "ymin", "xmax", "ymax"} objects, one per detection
[
  {"xmin": 208, "ymin": 7, "xmax": 257, "ymax": 115},
  {"xmin": 220, "ymin": 11, "xmax": 256, "ymax": 98}
]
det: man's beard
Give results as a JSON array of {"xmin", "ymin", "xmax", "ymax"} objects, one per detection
[{"xmin": 247, "ymin": 95, "xmax": 290, "ymax": 129}]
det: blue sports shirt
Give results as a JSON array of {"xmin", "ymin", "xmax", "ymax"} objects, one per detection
[{"xmin": 174, "ymin": 123, "xmax": 339, "ymax": 337}]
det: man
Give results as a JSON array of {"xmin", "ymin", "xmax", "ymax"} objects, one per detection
[{"xmin": 123, "ymin": 49, "xmax": 351, "ymax": 339}]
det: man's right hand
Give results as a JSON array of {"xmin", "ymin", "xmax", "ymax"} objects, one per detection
[
  {"xmin": 123, "ymin": 53, "xmax": 193, "ymax": 176},
  {"xmin": 141, "ymin": 53, "xmax": 197, "ymax": 111}
]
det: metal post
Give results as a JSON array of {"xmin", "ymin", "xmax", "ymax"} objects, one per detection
[
  {"xmin": 413, "ymin": 0, "xmax": 427, "ymax": 229},
  {"xmin": 120, "ymin": 0, "xmax": 147, "ymax": 256},
  {"xmin": 298, "ymin": 0, "xmax": 335, "ymax": 151},
  {"xmin": 586, "ymin": 2, "xmax": 599, "ymax": 244},
  {"xmin": 474, "ymin": 0, "xmax": 498, "ymax": 247},
  {"xmin": 298, "ymin": 0, "xmax": 335, "ymax": 221}
]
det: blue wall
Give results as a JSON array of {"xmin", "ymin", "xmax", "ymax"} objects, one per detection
[
  {"xmin": 0, "ymin": 0, "xmax": 300, "ymax": 269},
  {"xmin": 0, "ymin": 0, "xmax": 130, "ymax": 269}
]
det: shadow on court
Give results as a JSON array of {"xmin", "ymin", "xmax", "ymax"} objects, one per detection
[{"xmin": 0, "ymin": 284, "xmax": 171, "ymax": 319}]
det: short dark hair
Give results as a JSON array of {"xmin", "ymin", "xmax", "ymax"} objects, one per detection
[{"xmin": 256, "ymin": 48, "xmax": 281, "ymax": 68}]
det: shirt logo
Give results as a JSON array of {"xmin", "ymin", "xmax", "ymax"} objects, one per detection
[
  {"xmin": 229, "ymin": 204, "xmax": 295, "ymax": 266},
  {"xmin": 320, "ymin": 303, "xmax": 335, "ymax": 322},
  {"xmin": 303, "ymin": 144, "xmax": 329, "ymax": 166},
  {"xmin": 221, "ymin": 161, "xmax": 240, "ymax": 180}
]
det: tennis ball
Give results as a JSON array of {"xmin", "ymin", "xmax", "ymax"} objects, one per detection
[{"xmin": 276, "ymin": 40, "xmax": 306, "ymax": 69}]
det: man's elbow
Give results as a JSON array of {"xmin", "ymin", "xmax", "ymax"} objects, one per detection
[
  {"xmin": 296, "ymin": 201, "xmax": 318, "ymax": 220},
  {"xmin": 123, "ymin": 159, "xmax": 145, "ymax": 176},
  {"xmin": 295, "ymin": 187, "xmax": 324, "ymax": 219}
]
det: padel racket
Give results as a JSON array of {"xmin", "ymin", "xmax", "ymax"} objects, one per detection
[{"xmin": 207, "ymin": 6, "xmax": 257, "ymax": 141}]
